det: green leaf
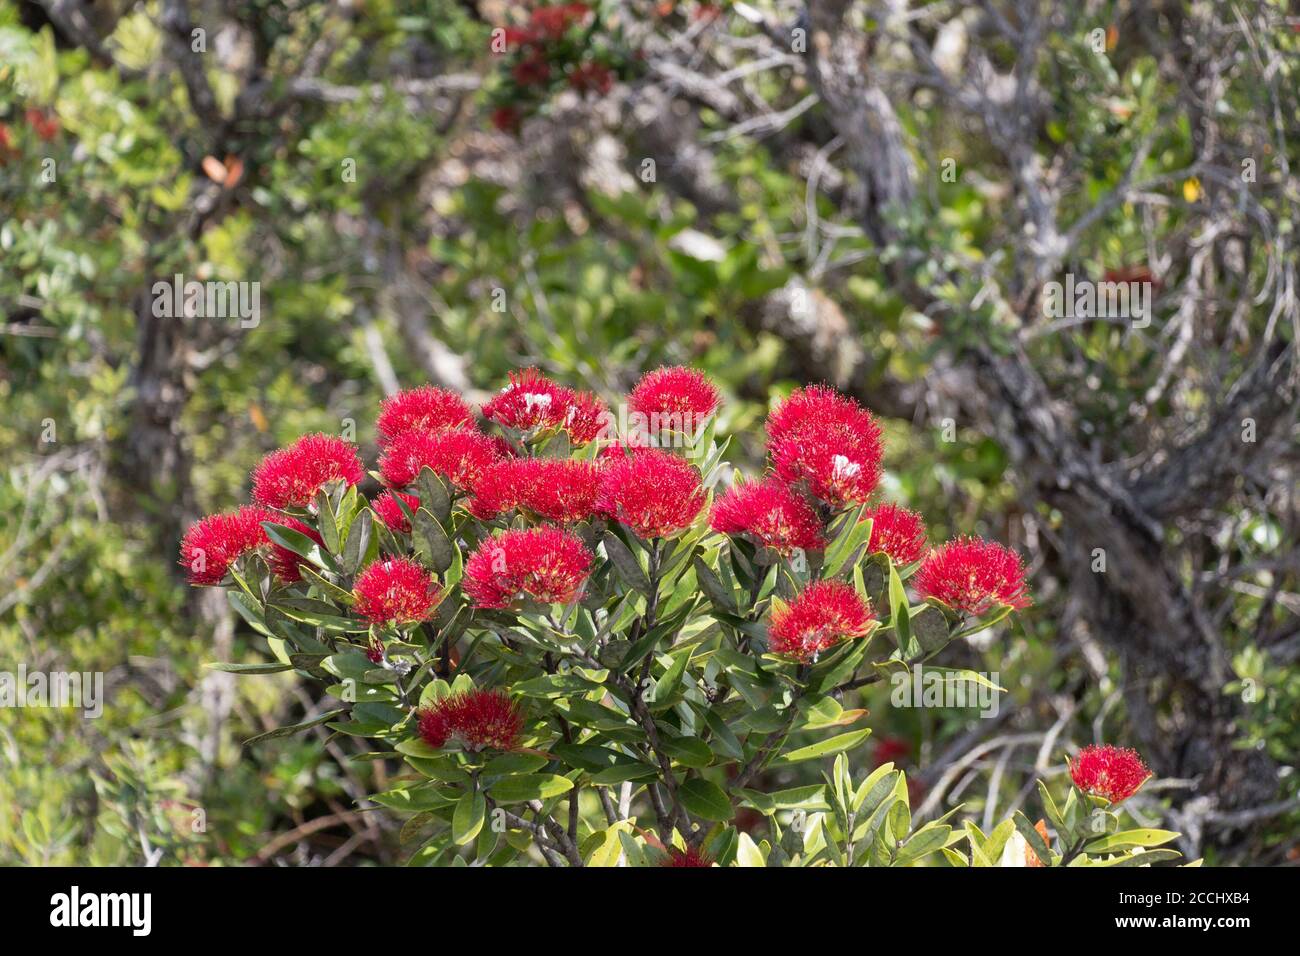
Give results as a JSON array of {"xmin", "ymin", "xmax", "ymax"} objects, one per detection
[
  {"xmin": 487, "ymin": 774, "xmax": 574, "ymax": 804},
  {"xmin": 888, "ymin": 563, "xmax": 912, "ymax": 651},
  {"xmin": 340, "ymin": 508, "xmax": 372, "ymax": 575},
  {"xmin": 452, "ymin": 790, "xmax": 486, "ymax": 845},
  {"xmin": 1083, "ymin": 828, "xmax": 1179, "ymax": 854},
  {"xmin": 659, "ymin": 735, "xmax": 714, "ymax": 768},
  {"xmin": 242, "ymin": 708, "xmax": 348, "ymax": 746},
  {"xmin": 605, "ymin": 533, "xmax": 652, "ymax": 595},
  {"xmin": 678, "ymin": 778, "xmax": 733, "ymax": 822},
  {"xmin": 416, "ymin": 467, "xmax": 451, "ymax": 524},
  {"xmin": 1014, "ymin": 811, "xmax": 1053, "ymax": 867},
  {"xmin": 771, "ymin": 728, "xmax": 872, "ymax": 766},
  {"xmin": 205, "ymin": 661, "xmax": 293, "ymax": 674},
  {"xmin": 413, "ymin": 507, "xmax": 454, "ymax": 573}
]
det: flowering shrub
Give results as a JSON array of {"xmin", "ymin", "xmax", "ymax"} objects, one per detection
[{"xmin": 187, "ymin": 368, "xmax": 1182, "ymax": 866}]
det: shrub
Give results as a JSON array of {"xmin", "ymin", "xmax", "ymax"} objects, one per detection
[{"xmin": 186, "ymin": 368, "xmax": 1181, "ymax": 866}]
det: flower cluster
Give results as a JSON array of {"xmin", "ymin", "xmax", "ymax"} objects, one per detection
[
  {"xmin": 376, "ymin": 386, "xmax": 474, "ymax": 447},
  {"xmin": 372, "ymin": 490, "xmax": 422, "ymax": 533},
  {"xmin": 463, "ymin": 526, "xmax": 594, "ymax": 609},
  {"xmin": 1068, "ymin": 745, "xmax": 1151, "ymax": 804},
  {"xmin": 597, "ymin": 447, "xmax": 706, "ymax": 539},
  {"xmin": 710, "ymin": 478, "xmax": 824, "ymax": 555},
  {"xmin": 419, "ymin": 689, "xmax": 524, "ymax": 752},
  {"xmin": 629, "ymin": 365, "xmax": 721, "ymax": 422},
  {"xmin": 179, "ymin": 506, "xmax": 271, "ymax": 585},
  {"xmin": 768, "ymin": 581, "xmax": 875, "ymax": 661},
  {"xmin": 915, "ymin": 536, "xmax": 1031, "ymax": 615},
  {"xmin": 252, "ymin": 433, "xmax": 365, "ymax": 510},
  {"xmin": 353, "ymin": 557, "xmax": 443, "ymax": 625},
  {"xmin": 863, "ymin": 503, "xmax": 928, "ymax": 566},
  {"xmin": 469, "ymin": 457, "xmax": 603, "ymax": 523},
  {"xmin": 379, "ymin": 427, "xmax": 501, "ymax": 492},
  {"xmin": 480, "ymin": 368, "xmax": 608, "ymax": 446},
  {"xmin": 767, "ymin": 386, "xmax": 883, "ymax": 507}
]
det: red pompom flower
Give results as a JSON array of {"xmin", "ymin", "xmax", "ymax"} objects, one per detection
[
  {"xmin": 768, "ymin": 580, "xmax": 875, "ymax": 661},
  {"xmin": 463, "ymin": 526, "xmax": 593, "ymax": 609},
  {"xmin": 179, "ymin": 506, "xmax": 270, "ymax": 585},
  {"xmin": 914, "ymin": 536, "xmax": 1031, "ymax": 615},
  {"xmin": 629, "ymin": 366, "xmax": 721, "ymax": 426},
  {"xmin": 251, "ymin": 433, "xmax": 365, "ymax": 510},
  {"xmin": 372, "ymin": 490, "xmax": 422, "ymax": 533},
  {"xmin": 564, "ymin": 390, "xmax": 611, "ymax": 446},
  {"xmin": 481, "ymin": 368, "xmax": 575, "ymax": 434},
  {"xmin": 766, "ymin": 385, "xmax": 878, "ymax": 444},
  {"xmin": 418, "ymin": 689, "xmax": 524, "ymax": 752},
  {"xmin": 863, "ymin": 503, "xmax": 928, "ymax": 566},
  {"xmin": 710, "ymin": 478, "xmax": 825, "ymax": 554},
  {"xmin": 376, "ymin": 386, "xmax": 474, "ymax": 447},
  {"xmin": 771, "ymin": 420, "xmax": 882, "ymax": 508},
  {"xmin": 379, "ymin": 427, "xmax": 500, "ymax": 492},
  {"xmin": 661, "ymin": 846, "xmax": 713, "ymax": 867},
  {"xmin": 598, "ymin": 448, "xmax": 706, "ymax": 538},
  {"xmin": 469, "ymin": 458, "xmax": 602, "ymax": 523},
  {"xmin": 1068, "ymin": 745, "xmax": 1151, "ymax": 804},
  {"xmin": 353, "ymin": 557, "xmax": 442, "ymax": 625}
]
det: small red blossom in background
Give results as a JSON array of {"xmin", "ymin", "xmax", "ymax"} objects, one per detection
[
  {"xmin": 24, "ymin": 107, "xmax": 60, "ymax": 142},
  {"xmin": 872, "ymin": 736, "xmax": 912, "ymax": 767},
  {"xmin": 463, "ymin": 526, "xmax": 593, "ymax": 609},
  {"xmin": 491, "ymin": 105, "xmax": 522, "ymax": 133},
  {"xmin": 513, "ymin": 54, "xmax": 552, "ymax": 87},
  {"xmin": 379, "ymin": 427, "xmax": 500, "ymax": 491},
  {"xmin": 598, "ymin": 447, "xmax": 706, "ymax": 538},
  {"xmin": 481, "ymin": 367, "xmax": 575, "ymax": 433},
  {"xmin": 376, "ymin": 386, "xmax": 474, "ymax": 448},
  {"xmin": 1068, "ymin": 745, "xmax": 1151, "ymax": 804},
  {"xmin": 710, "ymin": 477, "xmax": 825, "ymax": 554},
  {"xmin": 372, "ymin": 490, "xmax": 422, "ymax": 533},
  {"xmin": 419, "ymin": 689, "xmax": 523, "ymax": 752},
  {"xmin": 251, "ymin": 433, "xmax": 364, "ymax": 510},
  {"xmin": 662, "ymin": 845, "xmax": 713, "ymax": 867},
  {"xmin": 863, "ymin": 503, "xmax": 928, "ymax": 566},
  {"xmin": 629, "ymin": 365, "xmax": 722, "ymax": 422},
  {"xmin": 266, "ymin": 515, "xmax": 324, "ymax": 583},
  {"xmin": 530, "ymin": 2, "xmax": 591, "ymax": 40},
  {"xmin": 179, "ymin": 506, "xmax": 270, "ymax": 585},
  {"xmin": 914, "ymin": 536, "xmax": 1030, "ymax": 615},
  {"xmin": 768, "ymin": 580, "xmax": 874, "ymax": 661},
  {"xmin": 569, "ymin": 61, "xmax": 614, "ymax": 96},
  {"xmin": 353, "ymin": 557, "xmax": 442, "ymax": 625}
]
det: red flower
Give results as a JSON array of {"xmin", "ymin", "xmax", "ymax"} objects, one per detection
[
  {"xmin": 768, "ymin": 580, "xmax": 874, "ymax": 661},
  {"xmin": 529, "ymin": 3, "xmax": 590, "ymax": 39},
  {"xmin": 662, "ymin": 845, "xmax": 713, "ymax": 867},
  {"xmin": 872, "ymin": 736, "xmax": 912, "ymax": 767},
  {"xmin": 376, "ymin": 386, "xmax": 474, "ymax": 448},
  {"xmin": 863, "ymin": 503, "xmax": 928, "ymax": 566},
  {"xmin": 179, "ymin": 506, "xmax": 270, "ymax": 585},
  {"xmin": 564, "ymin": 390, "xmax": 610, "ymax": 445},
  {"xmin": 418, "ymin": 689, "xmax": 523, "ymax": 752},
  {"xmin": 251, "ymin": 433, "xmax": 364, "ymax": 510},
  {"xmin": 569, "ymin": 61, "xmax": 614, "ymax": 96},
  {"xmin": 353, "ymin": 557, "xmax": 442, "ymax": 625},
  {"xmin": 379, "ymin": 427, "xmax": 500, "ymax": 492},
  {"xmin": 366, "ymin": 635, "xmax": 385, "ymax": 664},
  {"xmin": 598, "ymin": 448, "xmax": 706, "ymax": 538},
  {"xmin": 491, "ymin": 105, "xmax": 522, "ymax": 133},
  {"xmin": 629, "ymin": 366, "xmax": 721, "ymax": 426},
  {"xmin": 1068, "ymin": 745, "xmax": 1151, "ymax": 804},
  {"xmin": 710, "ymin": 478, "xmax": 825, "ymax": 554},
  {"xmin": 266, "ymin": 515, "xmax": 325, "ymax": 583},
  {"xmin": 24, "ymin": 108, "xmax": 59, "ymax": 142},
  {"xmin": 766, "ymin": 385, "xmax": 878, "ymax": 444},
  {"xmin": 469, "ymin": 458, "xmax": 602, "ymax": 523},
  {"xmin": 481, "ymin": 368, "xmax": 576, "ymax": 434},
  {"xmin": 914, "ymin": 536, "xmax": 1031, "ymax": 615},
  {"xmin": 497, "ymin": 25, "xmax": 540, "ymax": 50},
  {"xmin": 372, "ymin": 490, "xmax": 422, "ymax": 533},
  {"xmin": 463, "ymin": 526, "xmax": 593, "ymax": 609},
  {"xmin": 513, "ymin": 54, "xmax": 551, "ymax": 86}
]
